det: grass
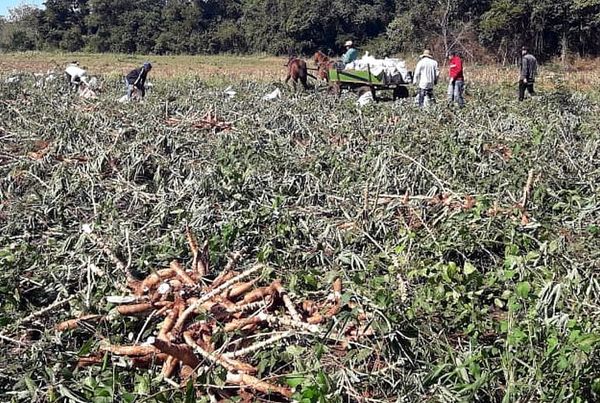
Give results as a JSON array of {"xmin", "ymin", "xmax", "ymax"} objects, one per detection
[{"xmin": 0, "ymin": 62, "xmax": 599, "ymax": 402}]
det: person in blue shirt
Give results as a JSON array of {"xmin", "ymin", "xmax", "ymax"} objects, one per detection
[{"xmin": 342, "ymin": 41, "xmax": 358, "ymax": 65}]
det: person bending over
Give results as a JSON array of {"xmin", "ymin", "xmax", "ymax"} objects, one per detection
[
  {"xmin": 125, "ymin": 62, "xmax": 152, "ymax": 100},
  {"xmin": 65, "ymin": 61, "xmax": 89, "ymax": 91}
]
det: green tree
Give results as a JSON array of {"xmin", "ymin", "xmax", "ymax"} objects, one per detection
[
  {"xmin": 85, "ymin": 0, "xmax": 162, "ymax": 53},
  {"xmin": 0, "ymin": 5, "xmax": 42, "ymax": 51},
  {"xmin": 36, "ymin": 0, "xmax": 89, "ymax": 50},
  {"xmin": 2, "ymin": 0, "xmax": 600, "ymax": 59},
  {"xmin": 156, "ymin": 0, "xmax": 204, "ymax": 54},
  {"xmin": 479, "ymin": 0, "xmax": 529, "ymax": 62},
  {"xmin": 569, "ymin": 0, "xmax": 600, "ymax": 55}
]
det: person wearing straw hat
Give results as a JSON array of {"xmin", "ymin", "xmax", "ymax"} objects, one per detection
[
  {"xmin": 125, "ymin": 61, "xmax": 152, "ymax": 100},
  {"xmin": 413, "ymin": 49, "xmax": 439, "ymax": 108},
  {"xmin": 341, "ymin": 40, "xmax": 358, "ymax": 65}
]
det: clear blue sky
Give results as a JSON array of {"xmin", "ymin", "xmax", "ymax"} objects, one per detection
[{"xmin": 0, "ymin": 0, "xmax": 44, "ymax": 17}]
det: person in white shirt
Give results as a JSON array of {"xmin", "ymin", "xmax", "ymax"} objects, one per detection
[
  {"xmin": 65, "ymin": 61, "xmax": 89, "ymax": 91},
  {"xmin": 413, "ymin": 49, "xmax": 439, "ymax": 107}
]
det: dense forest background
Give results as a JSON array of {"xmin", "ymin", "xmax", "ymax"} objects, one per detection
[{"xmin": 1, "ymin": 0, "xmax": 600, "ymax": 62}]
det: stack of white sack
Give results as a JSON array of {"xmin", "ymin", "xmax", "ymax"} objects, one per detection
[{"xmin": 345, "ymin": 54, "xmax": 410, "ymax": 83}]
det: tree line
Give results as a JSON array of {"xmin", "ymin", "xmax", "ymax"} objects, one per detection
[{"xmin": 1, "ymin": 0, "xmax": 600, "ymax": 62}]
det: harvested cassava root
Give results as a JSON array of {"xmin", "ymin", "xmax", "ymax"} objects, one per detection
[
  {"xmin": 68, "ymin": 232, "xmax": 374, "ymax": 401},
  {"xmin": 55, "ymin": 314, "xmax": 103, "ymax": 331}
]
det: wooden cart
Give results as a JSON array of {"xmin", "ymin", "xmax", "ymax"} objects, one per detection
[{"xmin": 327, "ymin": 65, "xmax": 412, "ymax": 100}]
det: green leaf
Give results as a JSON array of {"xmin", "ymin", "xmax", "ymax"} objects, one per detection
[
  {"xmin": 516, "ymin": 282, "xmax": 531, "ymax": 298},
  {"xmin": 155, "ymin": 392, "xmax": 170, "ymax": 403},
  {"xmin": 58, "ymin": 385, "xmax": 87, "ymax": 403},
  {"xmin": 78, "ymin": 338, "xmax": 95, "ymax": 356},
  {"xmin": 303, "ymin": 273, "xmax": 317, "ymax": 288},
  {"xmin": 24, "ymin": 375, "xmax": 37, "ymax": 397},
  {"xmin": 185, "ymin": 379, "xmax": 195, "ymax": 403},
  {"xmin": 95, "ymin": 388, "xmax": 111, "ymax": 398},
  {"xmin": 314, "ymin": 342, "xmax": 325, "ymax": 360},
  {"xmin": 592, "ymin": 378, "xmax": 600, "ymax": 395},
  {"xmin": 316, "ymin": 371, "xmax": 330, "ymax": 394},
  {"xmin": 546, "ymin": 335, "xmax": 559, "ymax": 355},
  {"xmin": 134, "ymin": 374, "xmax": 150, "ymax": 395},
  {"xmin": 508, "ymin": 327, "xmax": 527, "ymax": 346},
  {"xmin": 463, "ymin": 262, "xmax": 477, "ymax": 276},
  {"xmin": 301, "ymin": 385, "xmax": 319, "ymax": 400},
  {"xmin": 587, "ymin": 225, "xmax": 599, "ymax": 235},
  {"xmin": 285, "ymin": 375, "xmax": 305, "ymax": 388},
  {"xmin": 575, "ymin": 333, "xmax": 600, "ymax": 353},
  {"xmin": 101, "ymin": 352, "xmax": 109, "ymax": 371},
  {"xmin": 286, "ymin": 345, "xmax": 305, "ymax": 357},
  {"xmin": 122, "ymin": 392, "xmax": 135, "ymax": 403},
  {"xmin": 557, "ymin": 355, "xmax": 569, "ymax": 370}
]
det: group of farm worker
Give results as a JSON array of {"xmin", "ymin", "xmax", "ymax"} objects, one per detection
[
  {"xmin": 412, "ymin": 49, "xmax": 466, "ymax": 108},
  {"xmin": 342, "ymin": 41, "xmax": 538, "ymax": 107},
  {"xmin": 341, "ymin": 41, "xmax": 468, "ymax": 108},
  {"xmin": 417, "ymin": 46, "xmax": 537, "ymax": 106},
  {"xmin": 64, "ymin": 61, "xmax": 152, "ymax": 100},
  {"xmin": 64, "ymin": 43, "xmax": 538, "ymax": 106}
]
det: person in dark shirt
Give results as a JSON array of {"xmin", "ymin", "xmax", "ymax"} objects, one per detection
[
  {"xmin": 125, "ymin": 62, "xmax": 152, "ymax": 100},
  {"xmin": 519, "ymin": 47, "xmax": 537, "ymax": 101}
]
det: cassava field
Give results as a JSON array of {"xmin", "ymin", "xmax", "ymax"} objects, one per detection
[{"xmin": 1, "ymin": 53, "xmax": 599, "ymax": 402}]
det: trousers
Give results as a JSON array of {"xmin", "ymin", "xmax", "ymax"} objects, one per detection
[
  {"xmin": 125, "ymin": 78, "xmax": 145, "ymax": 99},
  {"xmin": 418, "ymin": 88, "xmax": 435, "ymax": 108},
  {"xmin": 519, "ymin": 81, "xmax": 535, "ymax": 101},
  {"xmin": 447, "ymin": 80, "xmax": 465, "ymax": 107}
]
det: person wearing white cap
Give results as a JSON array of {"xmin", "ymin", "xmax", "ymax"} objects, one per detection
[
  {"xmin": 342, "ymin": 40, "xmax": 358, "ymax": 65},
  {"xmin": 413, "ymin": 49, "xmax": 439, "ymax": 107}
]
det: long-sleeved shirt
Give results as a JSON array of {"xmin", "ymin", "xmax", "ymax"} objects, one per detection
[
  {"xmin": 449, "ymin": 56, "xmax": 464, "ymax": 81},
  {"xmin": 413, "ymin": 56, "xmax": 439, "ymax": 89},
  {"xmin": 126, "ymin": 67, "xmax": 148, "ymax": 88},
  {"xmin": 65, "ymin": 64, "xmax": 88, "ymax": 84},
  {"xmin": 342, "ymin": 48, "xmax": 358, "ymax": 64},
  {"xmin": 520, "ymin": 54, "xmax": 537, "ymax": 82}
]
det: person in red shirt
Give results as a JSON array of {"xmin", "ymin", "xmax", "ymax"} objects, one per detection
[{"xmin": 447, "ymin": 51, "xmax": 465, "ymax": 107}]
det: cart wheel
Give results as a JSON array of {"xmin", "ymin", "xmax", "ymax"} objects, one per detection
[
  {"xmin": 393, "ymin": 86, "xmax": 409, "ymax": 100},
  {"xmin": 328, "ymin": 83, "xmax": 341, "ymax": 96}
]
